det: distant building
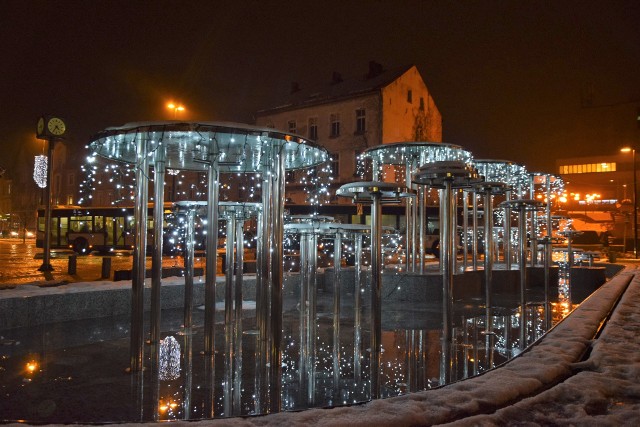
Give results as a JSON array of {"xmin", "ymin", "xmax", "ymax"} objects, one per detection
[
  {"xmin": 556, "ymin": 153, "xmax": 634, "ymax": 206},
  {"xmin": 255, "ymin": 62, "xmax": 442, "ymax": 204}
]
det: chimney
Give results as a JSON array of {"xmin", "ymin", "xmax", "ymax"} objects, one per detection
[
  {"xmin": 290, "ymin": 82, "xmax": 300, "ymax": 94},
  {"xmin": 331, "ymin": 71, "xmax": 343, "ymax": 84},
  {"xmin": 367, "ymin": 60, "xmax": 384, "ymax": 79}
]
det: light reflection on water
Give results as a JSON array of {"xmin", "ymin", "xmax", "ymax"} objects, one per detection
[{"xmin": 0, "ymin": 270, "xmax": 579, "ymax": 423}]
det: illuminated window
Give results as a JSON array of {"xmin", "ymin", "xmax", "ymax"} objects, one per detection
[
  {"xmin": 288, "ymin": 120, "xmax": 296, "ymax": 134},
  {"xmin": 559, "ymin": 162, "xmax": 617, "ymax": 174}
]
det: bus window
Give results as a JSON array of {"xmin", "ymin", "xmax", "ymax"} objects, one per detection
[
  {"xmin": 70, "ymin": 216, "xmax": 92, "ymax": 232},
  {"xmin": 59, "ymin": 217, "xmax": 69, "ymax": 245},
  {"xmin": 94, "ymin": 216, "xmax": 105, "ymax": 232}
]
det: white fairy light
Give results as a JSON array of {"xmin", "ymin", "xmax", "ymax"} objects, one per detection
[{"xmin": 33, "ymin": 155, "xmax": 48, "ymax": 188}]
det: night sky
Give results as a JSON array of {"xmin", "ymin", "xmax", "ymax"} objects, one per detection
[{"xmin": 2, "ymin": 0, "xmax": 639, "ymax": 176}]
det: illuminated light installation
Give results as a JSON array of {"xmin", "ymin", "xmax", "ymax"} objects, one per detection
[
  {"xmin": 159, "ymin": 336, "xmax": 181, "ymax": 381},
  {"xmin": 88, "ymin": 121, "xmax": 327, "ymax": 416},
  {"xmin": 361, "ymin": 142, "xmax": 473, "ymax": 273},
  {"xmin": 499, "ymin": 199, "xmax": 544, "ymax": 350},
  {"xmin": 33, "ymin": 155, "xmax": 48, "ymax": 188},
  {"xmin": 530, "ymin": 173, "xmax": 565, "ymax": 329},
  {"xmin": 474, "ymin": 161, "xmax": 529, "ymax": 269},
  {"xmin": 413, "ymin": 160, "xmax": 481, "ymax": 385},
  {"xmin": 336, "ymin": 181, "xmax": 413, "ymax": 399}
]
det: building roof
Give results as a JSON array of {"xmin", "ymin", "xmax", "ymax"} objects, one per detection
[{"xmin": 256, "ymin": 63, "xmax": 415, "ymax": 116}]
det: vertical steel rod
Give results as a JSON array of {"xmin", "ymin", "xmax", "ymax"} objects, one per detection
[
  {"xmin": 184, "ymin": 206, "xmax": 195, "ymax": 331},
  {"xmin": 332, "ymin": 232, "xmax": 342, "ymax": 396},
  {"xmin": 223, "ymin": 215, "xmax": 236, "ymax": 416},
  {"xmin": 130, "ymin": 136, "xmax": 149, "ymax": 372},
  {"xmin": 440, "ymin": 180, "xmax": 454, "ymax": 385},
  {"xmin": 151, "ymin": 150, "xmax": 165, "ymax": 346},
  {"xmin": 353, "ymin": 232, "xmax": 363, "ymax": 381},
  {"xmin": 370, "ymin": 191, "xmax": 383, "ymax": 399}
]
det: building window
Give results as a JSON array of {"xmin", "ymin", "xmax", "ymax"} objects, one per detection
[
  {"xmin": 558, "ymin": 162, "xmax": 616, "ymax": 174},
  {"xmin": 67, "ymin": 195, "xmax": 74, "ymax": 205},
  {"xmin": 67, "ymin": 173, "xmax": 75, "ymax": 187},
  {"xmin": 407, "ymin": 89, "xmax": 413, "ymax": 103},
  {"xmin": 330, "ymin": 113, "xmax": 340, "ymax": 137},
  {"xmin": 288, "ymin": 120, "xmax": 296, "ymax": 134},
  {"xmin": 330, "ymin": 153, "xmax": 340, "ymax": 177},
  {"xmin": 419, "ymin": 97, "xmax": 425, "ymax": 110},
  {"xmin": 355, "ymin": 109, "xmax": 366, "ymax": 133},
  {"xmin": 308, "ymin": 117, "xmax": 318, "ymax": 140}
]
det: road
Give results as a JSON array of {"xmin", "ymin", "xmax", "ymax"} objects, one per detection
[{"xmin": 0, "ymin": 238, "xmax": 203, "ymax": 288}]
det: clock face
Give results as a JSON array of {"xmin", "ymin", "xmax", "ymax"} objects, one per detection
[
  {"xmin": 36, "ymin": 117, "xmax": 45, "ymax": 136},
  {"xmin": 47, "ymin": 117, "xmax": 66, "ymax": 136}
]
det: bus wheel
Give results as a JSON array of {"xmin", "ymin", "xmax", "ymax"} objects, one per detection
[{"xmin": 73, "ymin": 238, "xmax": 90, "ymax": 255}]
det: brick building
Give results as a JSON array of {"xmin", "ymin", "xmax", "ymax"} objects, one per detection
[{"xmin": 255, "ymin": 62, "xmax": 442, "ymax": 204}]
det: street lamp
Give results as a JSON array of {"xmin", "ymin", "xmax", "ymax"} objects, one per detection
[
  {"xmin": 621, "ymin": 147, "xmax": 637, "ymax": 258},
  {"xmin": 167, "ymin": 103, "xmax": 185, "ymax": 119}
]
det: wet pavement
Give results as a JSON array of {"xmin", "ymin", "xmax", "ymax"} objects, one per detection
[{"xmin": 0, "ymin": 238, "xmax": 203, "ymax": 288}]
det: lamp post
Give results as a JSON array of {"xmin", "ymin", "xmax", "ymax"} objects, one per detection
[
  {"xmin": 35, "ymin": 116, "xmax": 66, "ymax": 272},
  {"xmin": 621, "ymin": 147, "xmax": 637, "ymax": 258},
  {"xmin": 167, "ymin": 103, "xmax": 185, "ymax": 119}
]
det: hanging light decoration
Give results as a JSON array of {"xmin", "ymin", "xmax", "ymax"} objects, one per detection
[
  {"xmin": 33, "ymin": 155, "xmax": 48, "ymax": 188},
  {"xmin": 158, "ymin": 335, "xmax": 181, "ymax": 381}
]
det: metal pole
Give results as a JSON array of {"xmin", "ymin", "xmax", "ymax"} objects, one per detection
[
  {"xmin": 483, "ymin": 190, "xmax": 494, "ymax": 336},
  {"xmin": 505, "ymin": 190, "xmax": 512, "ymax": 269},
  {"xmin": 353, "ymin": 232, "xmax": 363, "ymax": 380},
  {"xmin": 184, "ymin": 206, "xmax": 196, "ymax": 332},
  {"xmin": 307, "ymin": 232, "xmax": 318, "ymax": 404},
  {"xmin": 463, "ymin": 190, "xmax": 469, "ymax": 271},
  {"xmin": 634, "ymin": 148, "xmax": 638, "ymax": 258},
  {"xmin": 472, "ymin": 192, "xmax": 478, "ymax": 270},
  {"xmin": 370, "ymin": 191, "xmax": 383, "ymax": 399},
  {"xmin": 440, "ymin": 180, "xmax": 454, "ymax": 385},
  {"xmin": 298, "ymin": 232, "xmax": 310, "ymax": 404},
  {"xmin": 529, "ymin": 176, "xmax": 538, "ymax": 266},
  {"xmin": 223, "ymin": 214, "xmax": 235, "ymax": 417},
  {"xmin": 545, "ymin": 175, "xmax": 552, "ymax": 330},
  {"xmin": 268, "ymin": 144, "xmax": 286, "ymax": 413},
  {"xmin": 332, "ymin": 231, "xmax": 342, "ymax": 396},
  {"xmin": 204, "ymin": 152, "xmax": 219, "ymax": 418},
  {"xmin": 233, "ymin": 216, "xmax": 244, "ymax": 415},
  {"xmin": 151, "ymin": 151, "xmax": 165, "ymax": 347},
  {"xmin": 131, "ymin": 135, "xmax": 149, "ymax": 372},
  {"xmin": 418, "ymin": 186, "xmax": 425, "ymax": 273},
  {"xmin": 38, "ymin": 138, "xmax": 55, "ymax": 272},
  {"xmin": 518, "ymin": 207, "xmax": 528, "ymax": 350}
]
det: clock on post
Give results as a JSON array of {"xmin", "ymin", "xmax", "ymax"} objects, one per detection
[{"xmin": 36, "ymin": 116, "xmax": 67, "ymax": 139}]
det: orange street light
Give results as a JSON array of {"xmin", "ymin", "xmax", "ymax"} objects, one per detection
[
  {"xmin": 620, "ymin": 146, "xmax": 637, "ymax": 258},
  {"xmin": 167, "ymin": 103, "xmax": 185, "ymax": 119}
]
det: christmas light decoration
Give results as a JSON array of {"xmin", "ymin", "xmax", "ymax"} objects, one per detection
[
  {"xmin": 159, "ymin": 335, "xmax": 181, "ymax": 381},
  {"xmin": 33, "ymin": 155, "xmax": 48, "ymax": 188}
]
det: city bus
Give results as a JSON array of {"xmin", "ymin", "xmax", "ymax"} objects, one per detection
[{"xmin": 36, "ymin": 204, "xmax": 173, "ymax": 254}]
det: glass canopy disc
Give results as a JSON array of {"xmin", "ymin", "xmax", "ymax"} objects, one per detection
[
  {"xmin": 88, "ymin": 121, "xmax": 328, "ymax": 172},
  {"xmin": 362, "ymin": 142, "xmax": 473, "ymax": 166},
  {"xmin": 474, "ymin": 159, "xmax": 528, "ymax": 189}
]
